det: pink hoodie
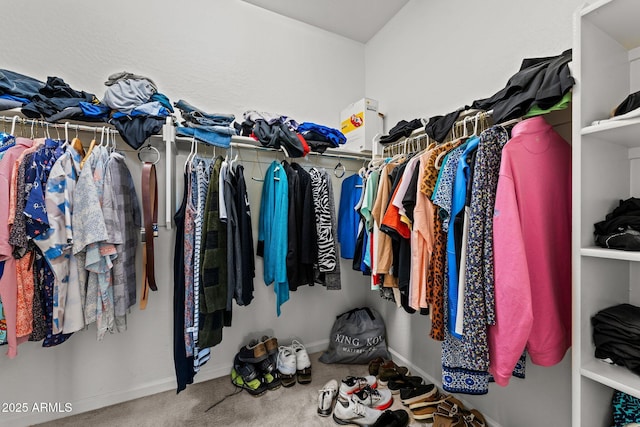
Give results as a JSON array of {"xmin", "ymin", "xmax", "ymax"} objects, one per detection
[{"xmin": 489, "ymin": 116, "xmax": 571, "ymax": 386}]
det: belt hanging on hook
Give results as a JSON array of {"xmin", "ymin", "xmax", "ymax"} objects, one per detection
[{"xmin": 140, "ymin": 142, "xmax": 160, "ymax": 310}]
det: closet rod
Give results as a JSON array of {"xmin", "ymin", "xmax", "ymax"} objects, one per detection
[
  {"xmin": 173, "ymin": 135, "xmax": 372, "ymax": 162},
  {"xmin": 0, "ymin": 114, "xmax": 119, "ymax": 135}
]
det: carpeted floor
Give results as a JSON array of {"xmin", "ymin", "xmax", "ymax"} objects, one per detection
[{"xmin": 35, "ymin": 352, "xmax": 424, "ymax": 427}]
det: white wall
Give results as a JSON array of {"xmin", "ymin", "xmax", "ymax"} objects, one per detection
[
  {"xmin": 0, "ymin": 1, "xmax": 369, "ymax": 425},
  {"xmin": 364, "ymin": 1, "xmax": 582, "ymax": 426}
]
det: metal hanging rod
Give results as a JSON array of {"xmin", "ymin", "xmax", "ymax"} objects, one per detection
[
  {"xmin": 0, "ymin": 114, "xmax": 119, "ymax": 134},
  {"xmin": 174, "ymin": 135, "xmax": 372, "ymax": 162}
]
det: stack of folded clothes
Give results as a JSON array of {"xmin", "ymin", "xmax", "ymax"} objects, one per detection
[
  {"xmin": 0, "ymin": 69, "xmax": 45, "ymax": 112},
  {"xmin": 236, "ymin": 111, "xmax": 346, "ymax": 157},
  {"xmin": 0, "ymin": 68, "xmax": 105, "ymax": 122},
  {"xmin": 594, "ymin": 197, "xmax": 640, "ymax": 251},
  {"xmin": 174, "ymin": 99, "xmax": 235, "ymax": 149},
  {"xmin": 22, "ymin": 76, "xmax": 104, "ymax": 123},
  {"xmin": 592, "ymin": 303, "xmax": 640, "ymax": 375},
  {"xmin": 297, "ymin": 122, "xmax": 346, "ymax": 153},
  {"xmin": 103, "ymin": 71, "xmax": 173, "ymax": 149}
]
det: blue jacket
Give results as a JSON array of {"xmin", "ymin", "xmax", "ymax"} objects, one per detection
[{"xmin": 258, "ymin": 161, "xmax": 290, "ymax": 316}]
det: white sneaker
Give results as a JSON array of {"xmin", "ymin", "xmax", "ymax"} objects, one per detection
[
  {"xmin": 352, "ymin": 385, "xmax": 393, "ymax": 410},
  {"xmin": 291, "ymin": 340, "xmax": 312, "ymax": 384},
  {"xmin": 332, "ymin": 397, "xmax": 383, "ymax": 426},
  {"xmin": 339, "ymin": 375, "xmax": 378, "ymax": 399},
  {"xmin": 277, "ymin": 346, "xmax": 297, "ymax": 387},
  {"xmin": 317, "ymin": 379, "xmax": 339, "ymax": 416}
]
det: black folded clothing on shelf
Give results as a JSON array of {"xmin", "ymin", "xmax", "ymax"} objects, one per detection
[
  {"xmin": 592, "ymin": 303, "xmax": 640, "ymax": 375},
  {"xmin": 594, "ymin": 197, "xmax": 640, "ymax": 250}
]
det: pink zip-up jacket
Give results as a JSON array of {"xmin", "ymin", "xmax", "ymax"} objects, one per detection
[{"xmin": 489, "ymin": 116, "xmax": 571, "ymax": 386}]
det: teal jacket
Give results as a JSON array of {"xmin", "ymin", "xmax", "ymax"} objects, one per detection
[{"xmin": 258, "ymin": 161, "xmax": 289, "ymax": 316}]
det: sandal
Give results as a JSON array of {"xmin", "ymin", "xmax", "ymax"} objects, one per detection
[
  {"xmin": 436, "ymin": 396, "xmax": 466, "ymax": 416},
  {"xmin": 462, "ymin": 409, "xmax": 487, "ymax": 427},
  {"xmin": 433, "ymin": 412, "xmax": 465, "ymax": 427}
]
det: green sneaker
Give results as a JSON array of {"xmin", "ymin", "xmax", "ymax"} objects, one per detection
[
  {"xmin": 263, "ymin": 371, "xmax": 282, "ymax": 391},
  {"xmin": 231, "ymin": 368, "xmax": 267, "ymax": 397}
]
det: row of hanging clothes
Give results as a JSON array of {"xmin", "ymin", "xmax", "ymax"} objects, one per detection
[
  {"xmin": 173, "ymin": 139, "xmax": 255, "ymax": 392},
  {"xmin": 0, "ymin": 117, "xmax": 142, "ymax": 359},
  {"xmin": 257, "ymin": 156, "xmax": 343, "ymax": 318},
  {"xmin": 340, "ymin": 110, "xmax": 572, "ymax": 395},
  {"xmin": 173, "ymin": 138, "xmax": 363, "ymax": 392}
]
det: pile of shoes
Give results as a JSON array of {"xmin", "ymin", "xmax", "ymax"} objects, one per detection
[
  {"xmin": 319, "ymin": 374, "xmax": 408, "ymax": 427},
  {"xmin": 230, "ymin": 335, "xmax": 281, "ymax": 397},
  {"xmin": 368, "ymin": 357, "xmax": 488, "ymax": 426}
]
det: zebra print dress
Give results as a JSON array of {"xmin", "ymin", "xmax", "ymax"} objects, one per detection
[{"xmin": 309, "ymin": 168, "xmax": 337, "ymax": 272}]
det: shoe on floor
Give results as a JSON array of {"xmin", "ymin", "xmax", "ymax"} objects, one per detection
[
  {"xmin": 408, "ymin": 391, "xmax": 451, "ymax": 410},
  {"xmin": 262, "ymin": 370, "xmax": 282, "ymax": 391},
  {"xmin": 230, "ymin": 368, "xmax": 267, "ymax": 397},
  {"xmin": 339, "ymin": 375, "xmax": 378, "ymax": 399},
  {"xmin": 433, "ymin": 412, "xmax": 465, "ymax": 427},
  {"xmin": 318, "ymin": 379, "xmax": 339, "ymax": 417},
  {"xmin": 368, "ymin": 356, "xmax": 386, "ymax": 376},
  {"xmin": 378, "ymin": 361, "xmax": 410, "ymax": 385},
  {"xmin": 462, "ymin": 409, "xmax": 487, "ymax": 427},
  {"xmin": 276, "ymin": 346, "xmax": 297, "ymax": 387},
  {"xmin": 352, "ymin": 385, "xmax": 393, "ymax": 410},
  {"xmin": 412, "ymin": 405, "xmax": 439, "ymax": 422},
  {"xmin": 333, "ymin": 397, "xmax": 383, "ymax": 426},
  {"xmin": 400, "ymin": 383, "xmax": 437, "ymax": 405},
  {"xmin": 372, "ymin": 409, "xmax": 410, "ymax": 427},
  {"xmin": 233, "ymin": 353, "xmax": 259, "ymax": 383},
  {"xmin": 261, "ymin": 335, "xmax": 279, "ymax": 356},
  {"xmin": 238, "ymin": 339, "xmax": 269, "ymax": 363},
  {"xmin": 387, "ymin": 375, "xmax": 423, "ymax": 394},
  {"xmin": 291, "ymin": 340, "xmax": 312, "ymax": 384},
  {"xmin": 256, "ymin": 352, "xmax": 276, "ymax": 374}
]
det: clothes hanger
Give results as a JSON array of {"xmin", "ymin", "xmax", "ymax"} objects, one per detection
[
  {"xmin": 63, "ymin": 122, "xmax": 69, "ymax": 146},
  {"xmin": 110, "ymin": 129, "xmax": 120, "ymax": 154},
  {"xmin": 81, "ymin": 127, "xmax": 98, "ymax": 169},
  {"xmin": 71, "ymin": 125, "xmax": 85, "ymax": 156},
  {"xmin": 184, "ymin": 136, "xmax": 197, "ymax": 173},
  {"xmin": 251, "ymin": 150, "xmax": 265, "ymax": 182},
  {"xmin": 11, "ymin": 115, "xmax": 18, "ymax": 137}
]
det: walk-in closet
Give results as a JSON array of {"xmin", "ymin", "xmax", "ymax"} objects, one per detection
[{"xmin": 1, "ymin": 1, "xmax": 638, "ymax": 427}]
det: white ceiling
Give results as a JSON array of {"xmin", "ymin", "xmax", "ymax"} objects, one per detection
[{"xmin": 240, "ymin": 0, "xmax": 409, "ymax": 43}]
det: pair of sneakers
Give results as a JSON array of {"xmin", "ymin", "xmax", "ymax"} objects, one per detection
[
  {"xmin": 339, "ymin": 376, "xmax": 393, "ymax": 410},
  {"xmin": 276, "ymin": 339, "xmax": 311, "ymax": 387}
]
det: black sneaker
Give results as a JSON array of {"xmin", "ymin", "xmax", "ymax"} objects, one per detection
[
  {"xmin": 400, "ymin": 384, "xmax": 437, "ymax": 405},
  {"xmin": 262, "ymin": 370, "xmax": 282, "ymax": 391},
  {"xmin": 387, "ymin": 376, "xmax": 423, "ymax": 394},
  {"xmin": 233, "ymin": 353, "xmax": 258, "ymax": 383}
]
